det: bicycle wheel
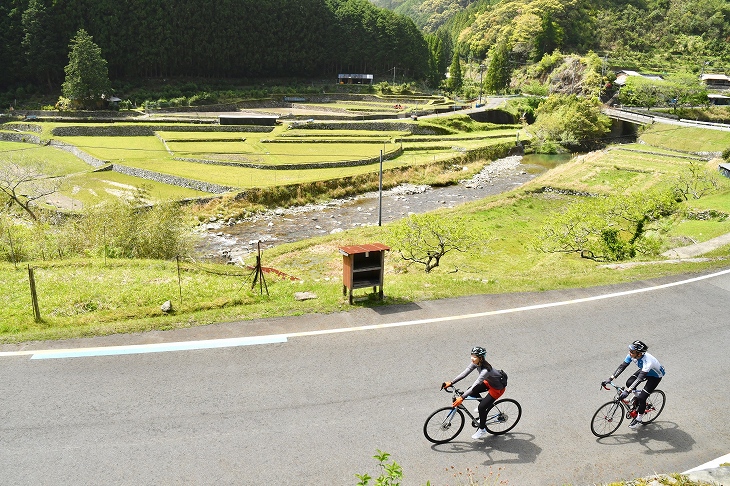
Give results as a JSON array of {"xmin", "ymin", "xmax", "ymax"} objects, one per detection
[
  {"xmin": 484, "ymin": 399, "xmax": 522, "ymax": 435},
  {"xmin": 424, "ymin": 406, "xmax": 465, "ymax": 444},
  {"xmin": 641, "ymin": 389, "xmax": 666, "ymax": 424},
  {"xmin": 591, "ymin": 401, "xmax": 625, "ymax": 438}
]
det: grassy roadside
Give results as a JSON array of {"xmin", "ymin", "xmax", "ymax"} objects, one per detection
[{"xmin": 2, "ymin": 122, "xmax": 730, "ymax": 343}]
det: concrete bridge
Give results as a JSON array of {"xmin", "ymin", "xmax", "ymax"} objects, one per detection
[{"xmin": 603, "ymin": 107, "xmax": 730, "ymax": 132}]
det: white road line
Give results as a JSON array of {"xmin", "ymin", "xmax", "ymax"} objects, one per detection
[
  {"xmin": 683, "ymin": 453, "xmax": 730, "ymax": 473},
  {"xmin": 2, "ymin": 268, "xmax": 729, "ymax": 360},
  {"xmin": 3, "ymin": 335, "xmax": 287, "ymax": 360}
]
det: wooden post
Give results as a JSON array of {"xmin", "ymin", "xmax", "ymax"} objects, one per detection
[
  {"xmin": 27, "ymin": 265, "xmax": 41, "ymax": 322},
  {"xmin": 176, "ymin": 255, "xmax": 183, "ymax": 307},
  {"xmin": 7, "ymin": 227, "xmax": 17, "ymax": 270}
]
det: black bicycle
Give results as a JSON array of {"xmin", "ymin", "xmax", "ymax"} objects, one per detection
[
  {"xmin": 423, "ymin": 385, "xmax": 522, "ymax": 444},
  {"xmin": 590, "ymin": 381, "xmax": 666, "ymax": 438}
]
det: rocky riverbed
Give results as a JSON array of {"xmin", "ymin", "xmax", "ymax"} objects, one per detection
[{"xmin": 195, "ymin": 156, "xmax": 539, "ymax": 263}]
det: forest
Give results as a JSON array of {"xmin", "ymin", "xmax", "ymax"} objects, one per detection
[
  {"xmin": 1, "ymin": 0, "xmax": 729, "ymax": 107},
  {"xmin": 0, "ymin": 0, "xmax": 429, "ymax": 95},
  {"xmin": 372, "ymin": 0, "xmax": 730, "ymax": 72}
]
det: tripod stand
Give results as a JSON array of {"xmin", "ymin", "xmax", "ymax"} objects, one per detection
[{"xmin": 247, "ymin": 241, "xmax": 269, "ymax": 296}]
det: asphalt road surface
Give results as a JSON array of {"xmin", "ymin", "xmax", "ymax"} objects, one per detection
[{"xmin": 1, "ymin": 268, "xmax": 729, "ymax": 485}]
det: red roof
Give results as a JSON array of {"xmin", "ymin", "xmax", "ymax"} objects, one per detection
[{"xmin": 338, "ymin": 243, "xmax": 390, "ymax": 255}]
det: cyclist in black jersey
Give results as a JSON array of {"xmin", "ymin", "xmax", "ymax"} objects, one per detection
[{"xmin": 602, "ymin": 340, "xmax": 665, "ymax": 429}]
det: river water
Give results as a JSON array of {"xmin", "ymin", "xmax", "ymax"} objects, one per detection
[{"xmin": 194, "ymin": 154, "xmax": 572, "ymax": 263}]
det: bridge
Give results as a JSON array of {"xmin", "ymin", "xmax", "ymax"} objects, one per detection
[{"xmin": 603, "ymin": 107, "xmax": 730, "ymax": 132}]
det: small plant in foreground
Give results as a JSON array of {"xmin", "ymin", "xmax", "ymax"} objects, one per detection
[{"xmin": 355, "ymin": 449, "xmax": 403, "ymax": 486}]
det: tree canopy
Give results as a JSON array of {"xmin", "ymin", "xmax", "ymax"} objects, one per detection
[
  {"xmin": 528, "ymin": 93, "xmax": 612, "ymax": 151},
  {"xmin": 0, "ymin": 0, "xmax": 429, "ymax": 94},
  {"xmin": 61, "ymin": 29, "xmax": 111, "ymax": 109}
]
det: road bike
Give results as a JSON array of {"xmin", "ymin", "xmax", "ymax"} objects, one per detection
[
  {"xmin": 423, "ymin": 385, "xmax": 521, "ymax": 444},
  {"xmin": 590, "ymin": 381, "xmax": 666, "ymax": 438}
]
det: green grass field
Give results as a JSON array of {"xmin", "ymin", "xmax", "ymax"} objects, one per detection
[{"xmin": 3, "ymin": 113, "xmax": 522, "ymax": 205}]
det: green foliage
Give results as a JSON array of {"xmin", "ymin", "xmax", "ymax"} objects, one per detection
[
  {"xmin": 0, "ymin": 197, "xmax": 194, "ymax": 264},
  {"xmin": 672, "ymin": 161, "xmax": 722, "ymax": 201},
  {"xmin": 619, "ymin": 75, "xmax": 708, "ymax": 110},
  {"xmin": 447, "ymin": 51, "xmax": 463, "ymax": 92},
  {"xmin": 61, "ymin": 29, "xmax": 111, "ymax": 109},
  {"xmin": 423, "ymin": 114, "xmax": 504, "ymax": 133},
  {"xmin": 425, "ymin": 33, "xmax": 448, "ymax": 88},
  {"xmin": 355, "ymin": 450, "xmax": 403, "ymax": 486},
  {"xmin": 3, "ymin": 0, "xmax": 430, "ymax": 98},
  {"xmin": 483, "ymin": 37, "xmax": 511, "ymax": 94},
  {"xmin": 536, "ymin": 190, "xmax": 678, "ymax": 261},
  {"xmin": 63, "ymin": 198, "xmax": 194, "ymax": 260},
  {"xmin": 528, "ymin": 94, "xmax": 611, "ymax": 151},
  {"xmin": 388, "ymin": 213, "xmax": 488, "ymax": 272},
  {"xmin": 532, "ymin": 12, "xmax": 562, "ymax": 62},
  {"xmin": 527, "ymin": 51, "xmax": 564, "ymax": 81}
]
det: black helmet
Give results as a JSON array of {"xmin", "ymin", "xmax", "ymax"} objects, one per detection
[
  {"xmin": 628, "ymin": 340, "xmax": 648, "ymax": 353},
  {"xmin": 471, "ymin": 346, "xmax": 487, "ymax": 358}
]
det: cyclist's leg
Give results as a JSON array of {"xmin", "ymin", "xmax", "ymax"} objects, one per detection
[
  {"xmin": 478, "ymin": 387, "xmax": 505, "ymax": 429},
  {"xmin": 636, "ymin": 376, "xmax": 661, "ymax": 414},
  {"xmin": 466, "ymin": 382, "xmax": 489, "ymax": 426},
  {"xmin": 478, "ymin": 395, "xmax": 495, "ymax": 429}
]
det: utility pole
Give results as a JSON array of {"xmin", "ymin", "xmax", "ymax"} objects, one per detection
[
  {"xmin": 378, "ymin": 150, "xmax": 383, "ymax": 226},
  {"xmin": 700, "ymin": 61, "xmax": 710, "ymax": 77},
  {"xmin": 478, "ymin": 64, "xmax": 485, "ymax": 105}
]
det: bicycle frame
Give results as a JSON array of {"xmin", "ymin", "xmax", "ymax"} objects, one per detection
[
  {"xmin": 590, "ymin": 380, "xmax": 665, "ymax": 438},
  {"xmin": 424, "ymin": 385, "xmax": 522, "ymax": 443},
  {"xmin": 447, "ymin": 387, "xmax": 502, "ymax": 427},
  {"xmin": 604, "ymin": 381, "xmax": 637, "ymax": 406}
]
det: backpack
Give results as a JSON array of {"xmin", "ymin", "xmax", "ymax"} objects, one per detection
[{"xmin": 498, "ymin": 370, "xmax": 508, "ymax": 387}]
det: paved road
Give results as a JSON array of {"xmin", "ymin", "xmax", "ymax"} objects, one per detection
[{"xmin": 1, "ymin": 269, "xmax": 729, "ymax": 485}]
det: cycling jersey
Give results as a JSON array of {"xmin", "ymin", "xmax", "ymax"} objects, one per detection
[
  {"xmin": 613, "ymin": 351, "xmax": 665, "ymax": 389},
  {"xmin": 624, "ymin": 351, "xmax": 665, "ymax": 378},
  {"xmin": 451, "ymin": 363, "xmax": 505, "ymax": 397}
]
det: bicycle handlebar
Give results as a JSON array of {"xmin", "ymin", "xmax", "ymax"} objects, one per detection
[
  {"xmin": 602, "ymin": 381, "xmax": 640, "ymax": 397},
  {"xmin": 441, "ymin": 385, "xmax": 467, "ymax": 397}
]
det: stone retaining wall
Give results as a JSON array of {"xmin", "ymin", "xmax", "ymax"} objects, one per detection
[
  {"xmin": 0, "ymin": 131, "xmax": 40, "ymax": 144},
  {"xmin": 51, "ymin": 124, "xmax": 274, "ymax": 137},
  {"xmin": 1, "ymin": 122, "xmax": 42, "ymax": 133},
  {"xmin": 49, "ymin": 140, "xmax": 109, "ymax": 168},
  {"xmin": 296, "ymin": 121, "xmax": 450, "ymax": 135},
  {"xmin": 110, "ymin": 164, "xmax": 235, "ymax": 193},
  {"xmin": 173, "ymin": 147, "xmax": 404, "ymax": 170}
]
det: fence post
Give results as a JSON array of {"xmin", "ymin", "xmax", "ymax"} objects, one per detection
[
  {"xmin": 7, "ymin": 227, "xmax": 17, "ymax": 270},
  {"xmin": 27, "ymin": 265, "xmax": 41, "ymax": 322},
  {"xmin": 176, "ymin": 255, "xmax": 183, "ymax": 307}
]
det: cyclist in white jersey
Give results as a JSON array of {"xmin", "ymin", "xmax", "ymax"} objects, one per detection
[{"xmin": 602, "ymin": 340, "xmax": 665, "ymax": 429}]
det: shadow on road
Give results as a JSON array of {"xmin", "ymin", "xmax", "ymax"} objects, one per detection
[
  {"xmin": 370, "ymin": 302, "xmax": 422, "ymax": 315},
  {"xmin": 429, "ymin": 432, "xmax": 542, "ymax": 465},
  {"xmin": 593, "ymin": 421, "xmax": 695, "ymax": 455}
]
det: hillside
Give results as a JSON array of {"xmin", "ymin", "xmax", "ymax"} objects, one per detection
[
  {"xmin": 0, "ymin": 0, "xmax": 427, "ymax": 99},
  {"xmin": 370, "ymin": 0, "xmax": 730, "ymax": 72}
]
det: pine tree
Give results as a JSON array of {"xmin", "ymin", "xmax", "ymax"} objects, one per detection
[
  {"xmin": 447, "ymin": 51, "xmax": 462, "ymax": 92},
  {"xmin": 484, "ymin": 38, "xmax": 511, "ymax": 94},
  {"xmin": 61, "ymin": 29, "xmax": 111, "ymax": 109}
]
